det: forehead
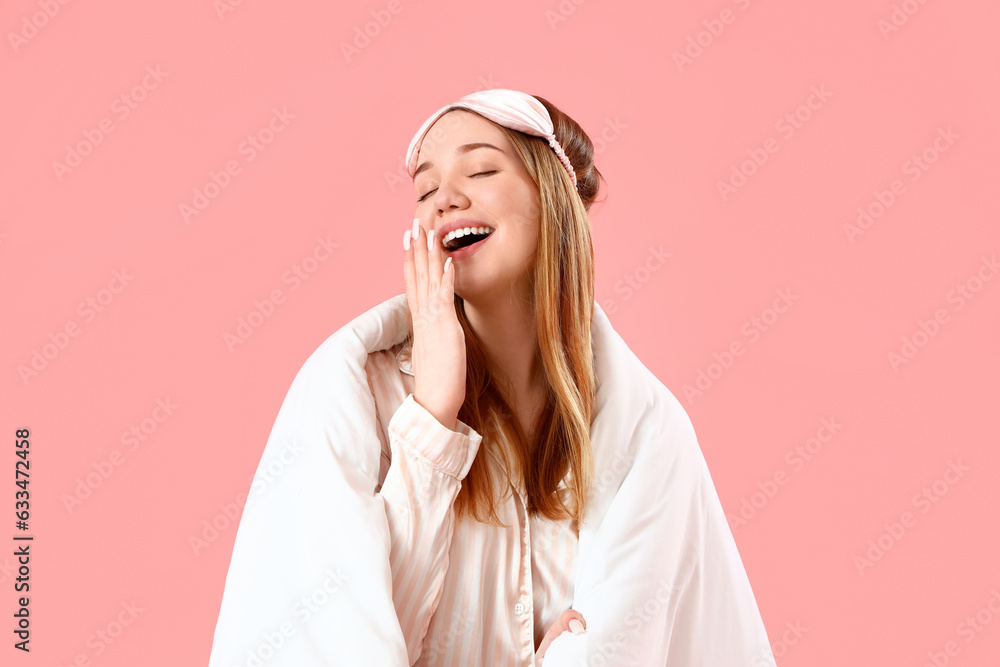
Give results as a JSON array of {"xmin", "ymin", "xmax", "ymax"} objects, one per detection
[{"xmin": 416, "ymin": 110, "xmax": 510, "ymax": 164}]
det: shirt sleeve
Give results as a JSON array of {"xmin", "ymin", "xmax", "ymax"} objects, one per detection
[{"xmin": 379, "ymin": 393, "xmax": 482, "ymax": 665}]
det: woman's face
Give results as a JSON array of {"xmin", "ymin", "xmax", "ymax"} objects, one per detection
[{"xmin": 413, "ymin": 110, "xmax": 541, "ymax": 303}]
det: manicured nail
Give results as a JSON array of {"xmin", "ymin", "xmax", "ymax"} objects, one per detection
[
  {"xmin": 403, "ymin": 229, "xmax": 411, "ymax": 251},
  {"xmin": 412, "ymin": 217, "xmax": 420, "ymax": 239},
  {"xmin": 569, "ymin": 619, "xmax": 585, "ymax": 635},
  {"xmin": 427, "ymin": 228, "xmax": 435, "ymax": 251},
  {"xmin": 444, "ymin": 256, "xmax": 452, "ymax": 274}
]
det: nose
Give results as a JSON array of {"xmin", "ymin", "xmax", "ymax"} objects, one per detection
[{"xmin": 431, "ymin": 175, "xmax": 470, "ymax": 214}]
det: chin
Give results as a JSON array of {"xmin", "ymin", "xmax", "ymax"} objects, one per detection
[{"xmin": 451, "ymin": 276, "xmax": 493, "ymax": 304}]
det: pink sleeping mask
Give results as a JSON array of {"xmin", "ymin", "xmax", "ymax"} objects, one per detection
[{"xmin": 405, "ymin": 88, "xmax": 578, "ymax": 190}]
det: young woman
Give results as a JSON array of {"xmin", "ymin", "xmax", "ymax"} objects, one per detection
[{"xmin": 207, "ymin": 89, "xmax": 774, "ymax": 667}]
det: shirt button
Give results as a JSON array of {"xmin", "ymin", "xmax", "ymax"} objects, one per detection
[{"xmin": 514, "ymin": 601, "xmax": 525, "ymax": 615}]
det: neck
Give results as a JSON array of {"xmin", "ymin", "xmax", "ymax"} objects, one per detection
[{"xmin": 462, "ymin": 286, "xmax": 544, "ymax": 401}]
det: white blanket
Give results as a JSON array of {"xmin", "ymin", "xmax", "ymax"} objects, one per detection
[{"xmin": 207, "ymin": 293, "xmax": 775, "ymax": 666}]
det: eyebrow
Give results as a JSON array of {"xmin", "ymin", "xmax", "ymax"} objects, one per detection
[{"xmin": 413, "ymin": 143, "xmax": 504, "ymax": 179}]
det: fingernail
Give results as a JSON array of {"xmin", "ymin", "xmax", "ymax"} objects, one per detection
[
  {"xmin": 444, "ymin": 256, "xmax": 452, "ymax": 274},
  {"xmin": 427, "ymin": 228, "xmax": 435, "ymax": 251},
  {"xmin": 569, "ymin": 619, "xmax": 585, "ymax": 635},
  {"xmin": 412, "ymin": 217, "xmax": 420, "ymax": 239},
  {"xmin": 403, "ymin": 229, "xmax": 411, "ymax": 251}
]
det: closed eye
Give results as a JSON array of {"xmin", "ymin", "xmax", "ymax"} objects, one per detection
[{"xmin": 416, "ymin": 170, "xmax": 497, "ymax": 203}]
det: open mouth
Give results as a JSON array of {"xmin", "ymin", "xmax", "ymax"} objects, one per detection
[{"xmin": 442, "ymin": 227, "xmax": 495, "ymax": 252}]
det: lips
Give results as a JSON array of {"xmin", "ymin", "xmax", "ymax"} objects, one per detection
[
  {"xmin": 442, "ymin": 227, "xmax": 495, "ymax": 251},
  {"xmin": 444, "ymin": 228, "xmax": 494, "ymax": 259},
  {"xmin": 435, "ymin": 219, "xmax": 494, "ymax": 249}
]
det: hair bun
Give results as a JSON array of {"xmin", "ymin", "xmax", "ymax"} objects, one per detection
[{"xmin": 532, "ymin": 95, "xmax": 604, "ymax": 211}]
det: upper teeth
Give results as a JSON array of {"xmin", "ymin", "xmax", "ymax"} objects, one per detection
[{"xmin": 442, "ymin": 226, "xmax": 494, "ymax": 248}]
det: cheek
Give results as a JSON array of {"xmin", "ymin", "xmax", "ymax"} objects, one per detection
[
  {"xmin": 502, "ymin": 185, "xmax": 541, "ymax": 230},
  {"xmin": 477, "ymin": 179, "xmax": 540, "ymax": 236},
  {"xmin": 516, "ymin": 182, "xmax": 543, "ymax": 231}
]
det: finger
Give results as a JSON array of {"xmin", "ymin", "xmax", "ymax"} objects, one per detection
[
  {"xmin": 403, "ymin": 228, "xmax": 416, "ymax": 315},
  {"xmin": 535, "ymin": 620, "xmax": 566, "ymax": 659},
  {"xmin": 535, "ymin": 609, "xmax": 585, "ymax": 660},
  {"xmin": 426, "ymin": 227, "xmax": 442, "ymax": 298},
  {"xmin": 441, "ymin": 250, "xmax": 454, "ymax": 305},
  {"xmin": 411, "ymin": 217, "xmax": 428, "ymax": 308},
  {"xmin": 536, "ymin": 631, "xmax": 558, "ymax": 661},
  {"xmin": 434, "ymin": 229, "xmax": 457, "ymax": 308}
]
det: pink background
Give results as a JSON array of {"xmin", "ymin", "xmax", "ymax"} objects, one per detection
[{"xmin": 2, "ymin": 0, "xmax": 998, "ymax": 664}]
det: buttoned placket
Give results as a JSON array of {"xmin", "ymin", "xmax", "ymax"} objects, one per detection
[
  {"xmin": 397, "ymin": 343, "xmax": 541, "ymax": 664},
  {"xmin": 511, "ymin": 477, "xmax": 537, "ymax": 666}
]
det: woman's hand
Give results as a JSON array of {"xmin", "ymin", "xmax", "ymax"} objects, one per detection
[
  {"xmin": 402, "ymin": 218, "xmax": 466, "ymax": 431},
  {"xmin": 535, "ymin": 608, "xmax": 587, "ymax": 665}
]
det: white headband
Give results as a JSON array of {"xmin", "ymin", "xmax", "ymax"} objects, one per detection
[{"xmin": 405, "ymin": 88, "xmax": 578, "ymax": 189}]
